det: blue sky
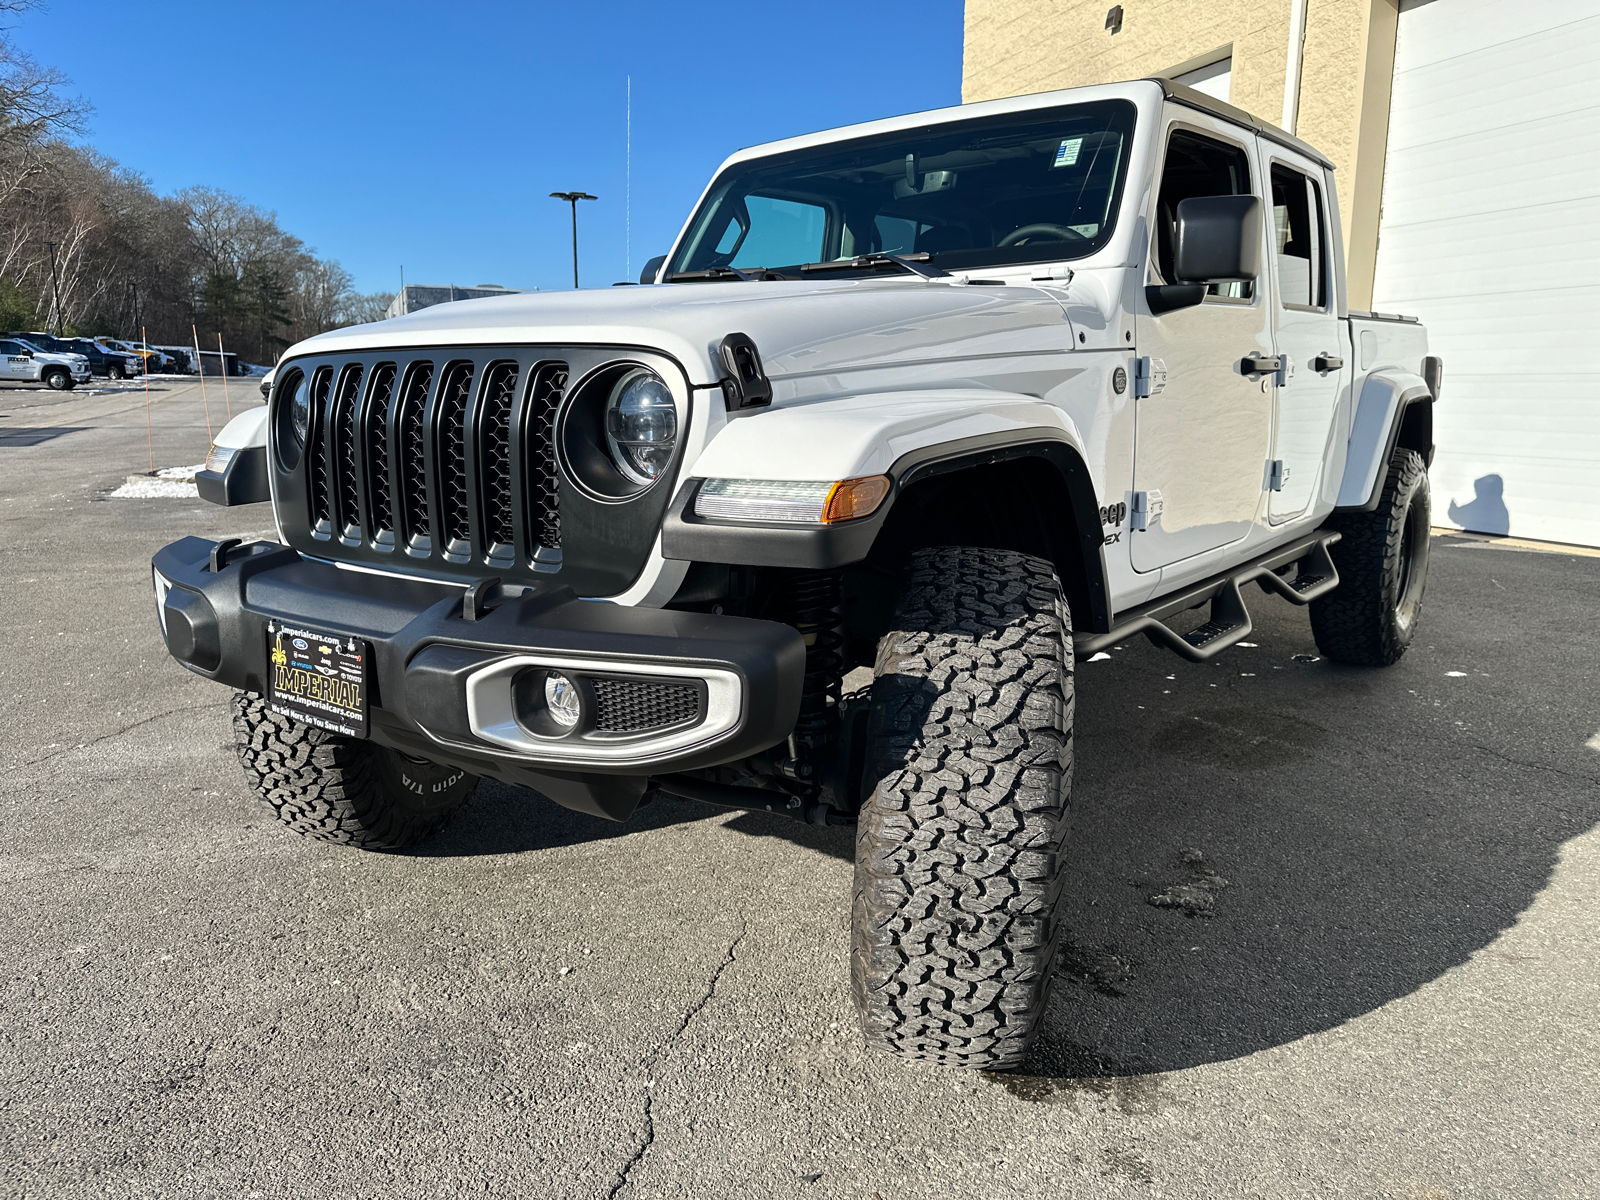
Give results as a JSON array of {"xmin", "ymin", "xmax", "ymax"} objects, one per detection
[{"xmin": 14, "ymin": 1, "xmax": 965, "ymax": 294}]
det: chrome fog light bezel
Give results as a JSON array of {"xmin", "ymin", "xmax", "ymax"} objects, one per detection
[{"xmin": 463, "ymin": 655, "xmax": 740, "ymax": 763}]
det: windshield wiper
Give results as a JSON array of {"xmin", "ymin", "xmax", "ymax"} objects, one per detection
[
  {"xmin": 799, "ymin": 252, "xmax": 949, "ymax": 280},
  {"xmin": 665, "ymin": 265, "xmax": 793, "ymax": 283}
]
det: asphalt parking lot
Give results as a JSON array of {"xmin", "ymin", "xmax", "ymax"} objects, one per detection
[{"xmin": 3, "ymin": 379, "xmax": 1598, "ymax": 1199}]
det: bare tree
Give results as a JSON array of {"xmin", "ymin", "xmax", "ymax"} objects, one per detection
[{"xmin": 0, "ymin": 2, "xmax": 389, "ymax": 361}]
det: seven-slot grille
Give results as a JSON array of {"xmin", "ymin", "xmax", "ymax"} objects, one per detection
[
  {"xmin": 302, "ymin": 356, "xmax": 568, "ymax": 565},
  {"xmin": 592, "ymin": 678, "xmax": 701, "ymax": 733}
]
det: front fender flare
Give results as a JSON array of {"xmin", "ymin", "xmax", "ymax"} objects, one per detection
[{"xmin": 661, "ymin": 391, "xmax": 1112, "ymax": 630}]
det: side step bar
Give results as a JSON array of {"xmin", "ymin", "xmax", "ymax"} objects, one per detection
[{"xmin": 1075, "ymin": 531, "xmax": 1341, "ymax": 663}]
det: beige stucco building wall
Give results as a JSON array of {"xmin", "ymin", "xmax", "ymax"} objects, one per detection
[{"xmin": 962, "ymin": 0, "xmax": 1401, "ymax": 307}]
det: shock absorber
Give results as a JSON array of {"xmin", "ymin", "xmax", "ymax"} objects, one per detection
[{"xmin": 774, "ymin": 568, "xmax": 844, "ymax": 781}]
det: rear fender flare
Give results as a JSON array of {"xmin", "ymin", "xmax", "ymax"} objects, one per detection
[{"xmin": 1337, "ymin": 370, "xmax": 1433, "ymax": 511}]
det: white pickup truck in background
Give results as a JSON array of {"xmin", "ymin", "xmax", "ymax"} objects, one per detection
[
  {"xmin": 156, "ymin": 76, "xmax": 1440, "ymax": 1072},
  {"xmin": 0, "ymin": 337, "xmax": 92, "ymax": 390}
]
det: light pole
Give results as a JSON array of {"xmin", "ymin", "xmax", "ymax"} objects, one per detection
[
  {"xmin": 549, "ymin": 191, "xmax": 597, "ymax": 288},
  {"xmin": 44, "ymin": 241, "xmax": 65, "ymax": 335}
]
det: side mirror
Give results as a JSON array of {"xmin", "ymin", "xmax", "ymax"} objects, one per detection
[
  {"xmin": 1173, "ymin": 194, "xmax": 1261, "ymax": 283},
  {"xmin": 640, "ymin": 254, "xmax": 667, "ymax": 285},
  {"xmin": 1147, "ymin": 194, "xmax": 1262, "ymax": 316}
]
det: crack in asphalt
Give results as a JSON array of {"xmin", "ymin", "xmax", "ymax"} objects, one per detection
[
  {"xmin": 9, "ymin": 701, "xmax": 225, "ymax": 771},
  {"xmin": 605, "ymin": 921, "xmax": 748, "ymax": 1200}
]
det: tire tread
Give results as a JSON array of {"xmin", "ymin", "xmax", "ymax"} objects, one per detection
[{"xmin": 851, "ymin": 546, "xmax": 1073, "ymax": 1071}]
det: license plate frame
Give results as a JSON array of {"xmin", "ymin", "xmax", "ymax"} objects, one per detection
[{"xmin": 266, "ymin": 622, "xmax": 369, "ymax": 738}]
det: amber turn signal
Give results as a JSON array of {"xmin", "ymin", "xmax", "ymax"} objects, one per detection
[{"xmin": 822, "ymin": 475, "xmax": 891, "ymax": 523}]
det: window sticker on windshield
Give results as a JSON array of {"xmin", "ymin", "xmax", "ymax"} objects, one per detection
[{"xmin": 1053, "ymin": 137, "xmax": 1084, "ymax": 168}]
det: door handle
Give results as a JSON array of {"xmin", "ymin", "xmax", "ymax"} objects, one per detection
[
  {"xmin": 1313, "ymin": 352, "xmax": 1344, "ymax": 372},
  {"xmin": 1240, "ymin": 353, "xmax": 1283, "ymax": 376}
]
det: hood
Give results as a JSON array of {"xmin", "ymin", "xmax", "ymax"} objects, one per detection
[{"xmin": 286, "ymin": 277, "xmax": 1072, "ymax": 389}]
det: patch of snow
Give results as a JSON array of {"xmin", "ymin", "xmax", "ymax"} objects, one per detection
[
  {"xmin": 1445, "ymin": 671, "xmax": 1468, "ymax": 678},
  {"xmin": 1087, "ymin": 652, "xmax": 1112, "ymax": 662},
  {"xmin": 110, "ymin": 478, "xmax": 198, "ymax": 499},
  {"xmin": 1586, "ymin": 731, "xmax": 1600, "ymax": 753}
]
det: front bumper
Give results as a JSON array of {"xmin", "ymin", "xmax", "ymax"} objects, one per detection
[{"xmin": 151, "ymin": 537, "xmax": 806, "ymax": 819}]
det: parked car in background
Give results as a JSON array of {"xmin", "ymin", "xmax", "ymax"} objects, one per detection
[
  {"xmin": 95, "ymin": 337, "xmax": 173, "ymax": 372},
  {"xmin": 151, "ymin": 345, "xmax": 194, "ymax": 373},
  {"xmin": 0, "ymin": 337, "xmax": 91, "ymax": 389},
  {"xmin": 124, "ymin": 340, "xmax": 178, "ymax": 372},
  {"xmin": 59, "ymin": 337, "xmax": 141, "ymax": 379},
  {"xmin": 5, "ymin": 331, "xmax": 79, "ymax": 358}
]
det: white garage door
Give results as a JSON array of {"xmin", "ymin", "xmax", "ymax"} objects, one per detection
[{"xmin": 1372, "ymin": 0, "xmax": 1600, "ymax": 547}]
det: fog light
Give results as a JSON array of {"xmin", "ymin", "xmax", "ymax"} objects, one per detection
[
  {"xmin": 512, "ymin": 666, "xmax": 591, "ymax": 738},
  {"xmin": 544, "ymin": 673, "xmax": 581, "ymax": 727}
]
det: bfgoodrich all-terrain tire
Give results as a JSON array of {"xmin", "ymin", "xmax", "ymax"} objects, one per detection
[
  {"xmin": 231, "ymin": 692, "xmax": 476, "ymax": 849},
  {"xmin": 851, "ymin": 546, "xmax": 1074, "ymax": 1070},
  {"xmin": 1310, "ymin": 448, "xmax": 1431, "ymax": 666}
]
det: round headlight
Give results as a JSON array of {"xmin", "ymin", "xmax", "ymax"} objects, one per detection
[
  {"xmin": 288, "ymin": 373, "xmax": 311, "ymax": 448},
  {"xmin": 604, "ymin": 369, "xmax": 677, "ymax": 485}
]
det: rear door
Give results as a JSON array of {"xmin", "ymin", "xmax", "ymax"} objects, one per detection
[
  {"xmin": 1265, "ymin": 149, "xmax": 1344, "ymax": 522},
  {"xmin": 1132, "ymin": 115, "xmax": 1275, "ymax": 572}
]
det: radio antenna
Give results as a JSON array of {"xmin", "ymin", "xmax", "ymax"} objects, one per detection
[{"xmin": 626, "ymin": 75, "xmax": 632, "ymax": 281}]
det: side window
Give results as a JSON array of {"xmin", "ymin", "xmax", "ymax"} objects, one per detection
[
  {"xmin": 1155, "ymin": 129, "xmax": 1255, "ymax": 300},
  {"xmin": 0, "ymin": 341, "xmax": 21, "ymax": 354},
  {"xmin": 1270, "ymin": 163, "xmax": 1326, "ymax": 309}
]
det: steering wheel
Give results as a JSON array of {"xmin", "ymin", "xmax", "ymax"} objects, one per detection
[{"xmin": 998, "ymin": 222, "xmax": 1086, "ymax": 248}]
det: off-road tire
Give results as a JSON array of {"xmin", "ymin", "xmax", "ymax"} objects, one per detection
[
  {"xmin": 231, "ymin": 691, "xmax": 476, "ymax": 849},
  {"xmin": 851, "ymin": 546, "xmax": 1074, "ymax": 1070},
  {"xmin": 1311, "ymin": 448, "xmax": 1431, "ymax": 666},
  {"xmin": 43, "ymin": 367, "xmax": 71, "ymax": 391}
]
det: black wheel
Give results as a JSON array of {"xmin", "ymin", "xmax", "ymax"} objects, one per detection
[
  {"xmin": 231, "ymin": 692, "xmax": 476, "ymax": 849},
  {"xmin": 109, "ymin": 362, "xmax": 125, "ymax": 380},
  {"xmin": 1311, "ymin": 448, "xmax": 1431, "ymax": 666},
  {"xmin": 851, "ymin": 546, "xmax": 1074, "ymax": 1070},
  {"xmin": 43, "ymin": 367, "xmax": 71, "ymax": 391}
]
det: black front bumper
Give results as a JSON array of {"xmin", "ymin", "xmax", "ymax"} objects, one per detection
[{"xmin": 151, "ymin": 537, "xmax": 806, "ymax": 820}]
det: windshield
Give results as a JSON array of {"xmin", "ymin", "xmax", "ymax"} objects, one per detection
[{"xmin": 667, "ymin": 100, "xmax": 1136, "ymax": 278}]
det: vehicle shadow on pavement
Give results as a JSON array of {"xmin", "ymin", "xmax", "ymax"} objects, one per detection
[
  {"xmin": 406, "ymin": 779, "xmax": 855, "ymax": 862},
  {"xmin": 1011, "ymin": 550, "xmax": 1600, "ymax": 1086}
]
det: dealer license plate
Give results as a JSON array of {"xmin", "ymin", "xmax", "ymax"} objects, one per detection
[{"xmin": 266, "ymin": 622, "xmax": 368, "ymax": 738}]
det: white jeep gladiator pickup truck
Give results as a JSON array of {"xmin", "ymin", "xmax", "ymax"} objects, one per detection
[{"xmin": 154, "ymin": 77, "xmax": 1440, "ymax": 1071}]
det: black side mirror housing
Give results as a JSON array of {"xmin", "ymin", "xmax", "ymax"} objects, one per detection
[
  {"xmin": 1173, "ymin": 194, "xmax": 1261, "ymax": 283},
  {"xmin": 640, "ymin": 254, "xmax": 667, "ymax": 285}
]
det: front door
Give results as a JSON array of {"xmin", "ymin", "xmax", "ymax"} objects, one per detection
[
  {"xmin": 1265, "ymin": 150, "xmax": 1344, "ymax": 522},
  {"xmin": 0, "ymin": 341, "xmax": 30, "ymax": 381},
  {"xmin": 1132, "ymin": 118, "xmax": 1275, "ymax": 573}
]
